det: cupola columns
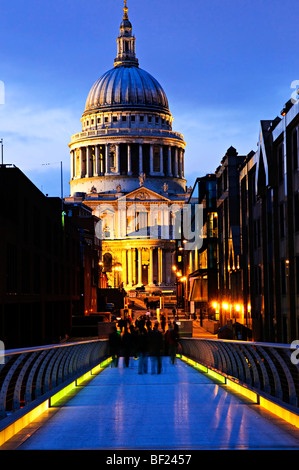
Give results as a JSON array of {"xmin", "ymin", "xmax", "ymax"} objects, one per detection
[{"xmin": 114, "ymin": 1, "xmax": 139, "ymax": 68}]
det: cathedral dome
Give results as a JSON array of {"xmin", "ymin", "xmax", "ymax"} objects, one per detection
[{"xmin": 84, "ymin": 65, "xmax": 170, "ymax": 115}]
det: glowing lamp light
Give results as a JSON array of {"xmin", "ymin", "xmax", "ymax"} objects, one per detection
[
  {"xmin": 235, "ymin": 304, "xmax": 241, "ymax": 312},
  {"xmin": 212, "ymin": 302, "xmax": 218, "ymax": 309},
  {"xmin": 222, "ymin": 303, "xmax": 229, "ymax": 310}
]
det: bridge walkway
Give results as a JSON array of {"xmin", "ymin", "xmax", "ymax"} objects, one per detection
[{"xmin": 4, "ymin": 356, "xmax": 299, "ymax": 451}]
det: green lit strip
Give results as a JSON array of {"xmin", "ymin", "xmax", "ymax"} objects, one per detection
[
  {"xmin": 50, "ymin": 381, "xmax": 77, "ymax": 406},
  {"xmin": 50, "ymin": 357, "xmax": 112, "ymax": 407},
  {"xmin": 77, "ymin": 371, "xmax": 92, "ymax": 386},
  {"xmin": 99, "ymin": 357, "xmax": 113, "ymax": 368},
  {"xmin": 179, "ymin": 355, "xmax": 225, "ymax": 383},
  {"xmin": 207, "ymin": 368, "xmax": 226, "ymax": 384},
  {"xmin": 179, "ymin": 355, "xmax": 208, "ymax": 373}
]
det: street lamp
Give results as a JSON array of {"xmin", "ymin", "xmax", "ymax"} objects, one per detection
[{"xmin": 42, "ymin": 161, "xmax": 64, "ymax": 211}]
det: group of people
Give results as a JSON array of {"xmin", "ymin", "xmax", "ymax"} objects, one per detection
[{"xmin": 108, "ymin": 314, "xmax": 180, "ymax": 374}]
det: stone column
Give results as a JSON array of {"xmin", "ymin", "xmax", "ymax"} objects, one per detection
[
  {"xmin": 127, "ymin": 144, "xmax": 132, "ymax": 175},
  {"xmin": 178, "ymin": 149, "xmax": 182, "ymax": 178},
  {"xmin": 181, "ymin": 149, "xmax": 185, "ymax": 177},
  {"xmin": 175, "ymin": 147, "xmax": 178, "ymax": 177},
  {"xmin": 85, "ymin": 146, "xmax": 92, "ymax": 177},
  {"xmin": 148, "ymin": 247, "xmax": 154, "ymax": 286},
  {"xmin": 79, "ymin": 147, "xmax": 84, "ymax": 178},
  {"xmin": 94, "ymin": 145, "xmax": 99, "ymax": 177},
  {"xmin": 138, "ymin": 248, "xmax": 143, "ymax": 286},
  {"xmin": 139, "ymin": 144, "xmax": 143, "ymax": 174},
  {"xmin": 115, "ymin": 144, "xmax": 120, "ymax": 174},
  {"xmin": 105, "ymin": 144, "xmax": 110, "ymax": 175},
  {"xmin": 70, "ymin": 150, "xmax": 74, "ymax": 179},
  {"xmin": 127, "ymin": 248, "xmax": 132, "ymax": 286},
  {"xmin": 168, "ymin": 146, "xmax": 172, "ymax": 176},
  {"xmin": 122, "ymin": 249, "xmax": 127, "ymax": 286},
  {"xmin": 158, "ymin": 247, "xmax": 163, "ymax": 285},
  {"xmin": 101, "ymin": 147, "xmax": 105, "ymax": 175}
]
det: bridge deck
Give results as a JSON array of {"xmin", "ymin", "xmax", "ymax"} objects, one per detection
[{"xmin": 8, "ymin": 357, "xmax": 299, "ymax": 450}]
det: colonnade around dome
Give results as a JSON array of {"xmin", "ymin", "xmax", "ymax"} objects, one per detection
[{"xmin": 70, "ymin": 141, "xmax": 185, "ymax": 182}]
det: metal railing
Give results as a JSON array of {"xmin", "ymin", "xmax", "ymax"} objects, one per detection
[
  {"xmin": 180, "ymin": 338, "xmax": 299, "ymax": 408},
  {"xmin": 0, "ymin": 339, "xmax": 109, "ymax": 420}
]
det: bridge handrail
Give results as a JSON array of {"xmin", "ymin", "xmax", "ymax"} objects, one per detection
[
  {"xmin": 180, "ymin": 338, "xmax": 299, "ymax": 408},
  {"xmin": 0, "ymin": 339, "xmax": 109, "ymax": 420}
]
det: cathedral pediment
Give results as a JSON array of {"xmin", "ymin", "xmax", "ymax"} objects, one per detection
[{"xmin": 118, "ymin": 186, "xmax": 171, "ymax": 203}]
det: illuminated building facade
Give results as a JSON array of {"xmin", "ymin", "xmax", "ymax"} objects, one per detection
[
  {"xmin": 239, "ymin": 98, "xmax": 299, "ymax": 343},
  {"xmin": 66, "ymin": 2, "xmax": 189, "ymax": 291},
  {"xmin": 187, "ymin": 97, "xmax": 299, "ymax": 343}
]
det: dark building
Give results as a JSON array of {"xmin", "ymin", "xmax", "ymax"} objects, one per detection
[
  {"xmin": 215, "ymin": 147, "xmax": 250, "ymax": 335},
  {"xmin": 0, "ymin": 165, "xmax": 81, "ymax": 349},
  {"xmin": 64, "ymin": 201, "xmax": 101, "ymax": 316},
  {"xmin": 187, "ymin": 174, "xmax": 218, "ymax": 324},
  {"xmin": 239, "ymin": 99, "xmax": 299, "ymax": 343},
  {"xmin": 188, "ymin": 98, "xmax": 299, "ymax": 343}
]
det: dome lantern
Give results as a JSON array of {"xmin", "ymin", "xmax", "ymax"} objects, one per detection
[{"xmin": 114, "ymin": 0, "xmax": 139, "ymax": 68}]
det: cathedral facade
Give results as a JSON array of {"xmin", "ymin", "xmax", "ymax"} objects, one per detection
[{"xmin": 66, "ymin": 2, "xmax": 189, "ymax": 291}]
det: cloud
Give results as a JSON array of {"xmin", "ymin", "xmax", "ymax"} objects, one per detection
[{"xmin": 0, "ymin": 103, "xmax": 79, "ymax": 170}]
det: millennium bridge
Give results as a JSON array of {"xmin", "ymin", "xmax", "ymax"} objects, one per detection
[{"xmin": 1, "ymin": 337, "xmax": 299, "ymax": 451}]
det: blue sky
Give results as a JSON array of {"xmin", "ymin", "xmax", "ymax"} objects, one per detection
[{"xmin": 0, "ymin": 0, "xmax": 298, "ymax": 197}]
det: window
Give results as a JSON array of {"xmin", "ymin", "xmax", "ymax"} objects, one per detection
[
  {"xmin": 113, "ymin": 116, "xmax": 117, "ymax": 122},
  {"xmin": 91, "ymin": 119, "xmax": 94, "ymax": 125},
  {"xmin": 122, "ymin": 116, "xmax": 126, "ymax": 121},
  {"xmin": 105, "ymin": 116, "xmax": 108, "ymax": 123},
  {"xmin": 140, "ymin": 116, "xmax": 144, "ymax": 122},
  {"xmin": 148, "ymin": 116, "xmax": 152, "ymax": 123},
  {"xmin": 131, "ymin": 115, "xmax": 135, "ymax": 122},
  {"xmin": 97, "ymin": 117, "xmax": 101, "ymax": 124},
  {"xmin": 155, "ymin": 117, "xmax": 159, "ymax": 124}
]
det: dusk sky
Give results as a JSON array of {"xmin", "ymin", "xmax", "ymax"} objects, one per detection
[{"xmin": 0, "ymin": 0, "xmax": 298, "ymax": 197}]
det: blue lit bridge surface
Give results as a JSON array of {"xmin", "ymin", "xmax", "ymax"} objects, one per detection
[{"xmin": 2, "ymin": 338, "xmax": 299, "ymax": 450}]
